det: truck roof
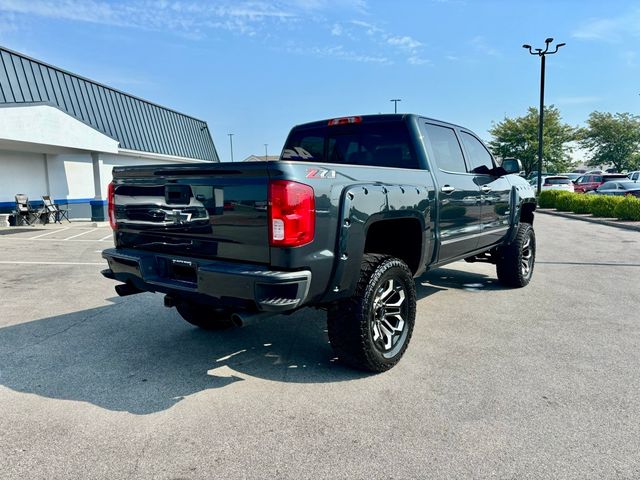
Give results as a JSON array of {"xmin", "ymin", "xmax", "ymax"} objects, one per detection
[{"xmin": 290, "ymin": 113, "xmax": 466, "ymax": 131}]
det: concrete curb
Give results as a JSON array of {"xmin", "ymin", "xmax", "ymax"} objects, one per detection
[{"xmin": 537, "ymin": 209, "xmax": 640, "ymax": 232}]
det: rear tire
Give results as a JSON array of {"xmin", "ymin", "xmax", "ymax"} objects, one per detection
[
  {"xmin": 496, "ymin": 223, "xmax": 536, "ymax": 288},
  {"xmin": 176, "ymin": 301, "xmax": 234, "ymax": 330},
  {"xmin": 327, "ymin": 254, "xmax": 416, "ymax": 372}
]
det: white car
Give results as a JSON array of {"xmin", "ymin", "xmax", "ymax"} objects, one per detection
[
  {"xmin": 530, "ymin": 175, "xmax": 574, "ymax": 193},
  {"xmin": 627, "ymin": 171, "xmax": 640, "ymax": 182}
]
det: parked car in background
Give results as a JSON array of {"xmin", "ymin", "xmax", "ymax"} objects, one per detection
[
  {"xmin": 627, "ymin": 171, "xmax": 640, "ymax": 182},
  {"xmin": 558, "ymin": 172, "xmax": 581, "ymax": 182},
  {"xmin": 592, "ymin": 180, "xmax": 640, "ymax": 197},
  {"xmin": 530, "ymin": 175, "xmax": 574, "ymax": 193},
  {"xmin": 573, "ymin": 173, "xmax": 628, "ymax": 193}
]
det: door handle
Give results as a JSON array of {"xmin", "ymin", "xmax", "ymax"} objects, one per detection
[
  {"xmin": 441, "ymin": 185, "xmax": 455, "ymax": 194},
  {"xmin": 481, "ymin": 185, "xmax": 492, "ymax": 193}
]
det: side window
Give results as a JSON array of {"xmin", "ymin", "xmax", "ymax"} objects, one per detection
[
  {"xmin": 423, "ymin": 123, "xmax": 467, "ymax": 173},
  {"xmin": 460, "ymin": 131, "xmax": 494, "ymax": 173},
  {"xmin": 594, "ymin": 176, "xmax": 602, "ymax": 183}
]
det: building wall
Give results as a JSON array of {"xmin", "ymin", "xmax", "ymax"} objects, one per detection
[
  {"xmin": 0, "ymin": 149, "xmax": 196, "ymax": 219},
  {"xmin": 0, "ymin": 150, "xmax": 48, "ymax": 201}
]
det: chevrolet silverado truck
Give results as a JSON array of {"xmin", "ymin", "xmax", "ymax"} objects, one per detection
[{"xmin": 102, "ymin": 114, "xmax": 537, "ymax": 372}]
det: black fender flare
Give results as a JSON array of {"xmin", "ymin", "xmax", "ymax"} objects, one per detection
[
  {"xmin": 505, "ymin": 185, "xmax": 537, "ymax": 243},
  {"xmin": 320, "ymin": 183, "xmax": 431, "ymax": 303}
]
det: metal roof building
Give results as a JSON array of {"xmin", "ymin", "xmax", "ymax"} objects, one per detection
[
  {"xmin": 0, "ymin": 46, "xmax": 218, "ymax": 162},
  {"xmin": 0, "ymin": 46, "xmax": 218, "ymax": 222}
]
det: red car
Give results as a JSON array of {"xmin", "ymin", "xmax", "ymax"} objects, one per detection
[{"xmin": 573, "ymin": 173, "xmax": 628, "ymax": 193}]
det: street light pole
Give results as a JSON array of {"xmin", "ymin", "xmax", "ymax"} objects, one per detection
[
  {"xmin": 264, "ymin": 144, "xmax": 268, "ymax": 161},
  {"xmin": 390, "ymin": 98, "xmax": 401, "ymax": 114},
  {"xmin": 228, "ymin": 133, "xmax": 234, "ymax": 162},
  {"xmin": 523, "ymin": 38, "xmax": 565, "ymax": 193}
]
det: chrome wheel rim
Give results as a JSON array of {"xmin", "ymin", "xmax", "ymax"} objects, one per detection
[
  {"xmin": 371, "ymin": 279, "xmax": 407, "ymax": 354},
  {"xmin": 521, "ymin": 234, "xmax": 534, "ymax": 278}
]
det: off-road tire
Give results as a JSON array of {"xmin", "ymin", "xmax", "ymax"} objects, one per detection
[
  {"xmin": 327, "ymin": 254, "xmax": 416, "ymax": 372},
  {"xmin": 496, "ymin": 222, "xmax": 536, "ymax": 288},
  {"xmin": 176, "ymin": 302, "xmax": 234, "ymax": 330}
]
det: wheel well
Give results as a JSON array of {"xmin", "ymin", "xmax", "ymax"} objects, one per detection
[
  {"xmin": 520, "ymin": 202, "xmax": 535, "ymax": 225},
  {"xmin": 364, "ymin": 218, "xmax": 422, "ymax": 275}
]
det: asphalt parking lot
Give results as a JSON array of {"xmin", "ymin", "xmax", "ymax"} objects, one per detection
[{"xmin": 0, "ymin": 214, "xmax": 639, "ymax": 479}]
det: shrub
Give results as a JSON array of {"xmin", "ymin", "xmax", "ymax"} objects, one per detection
[
  {"xmin": 589, "ymin": 195, "xmax": 624, "ymax": 218},
  {"xmin": 538, "ymin": 190, "xmax": 573, "ymax": 209},
  {"xmin": 614, "ymin": 195, "xmax": 640, "ymax": 221},
  {"xmin": 555, "ymin": 192, "xmax": 579, "ymax": 212},
  {"xmin": 570, "ymin": 194, "xmax": 594, "ymax": 214}
]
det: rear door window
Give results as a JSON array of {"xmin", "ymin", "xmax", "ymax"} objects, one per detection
[
  {"xmin": 282, "ymin": 122, "xmax": 419, "ymax": 169},
  {"xmin": 423, "ymin": 124, "xmax": 467, "ymax": 173}
]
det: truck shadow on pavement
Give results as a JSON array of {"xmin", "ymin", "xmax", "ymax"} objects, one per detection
[
  {"xmin": 418, "ymin": 266, "xmax": 505, "ymax": 292},
  {"xmin": 0, "ymin": 267, "xmax": 491, "ymax": 415}
]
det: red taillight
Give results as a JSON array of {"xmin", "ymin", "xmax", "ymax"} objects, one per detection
[
  {"xmin": 328, "ymin": 116, "xmax": 362, "ymax": 126},
  {"xmin": 108, "ymin": 182, "xmax": 116, "ymax": 230},
  {"xmin": 268, "ymin": 180, "xmax": 315, "ymax": 247}
]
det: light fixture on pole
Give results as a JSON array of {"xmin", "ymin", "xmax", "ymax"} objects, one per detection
[
  {"xmin": 228, "ymin": 133, "xmax": 234, "ymax": 162},
  {"xmin": 523, "ymin": 38, "xmax": 565, "ymax": 193},
  {"xmin": 390, "ymin": 98, "xmax": 402, "ymax": 114}
]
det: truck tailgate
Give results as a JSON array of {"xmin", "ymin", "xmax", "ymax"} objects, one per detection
[{"xmin": 112, "ymin": 163, "xmax": 270, "ymax": 264}]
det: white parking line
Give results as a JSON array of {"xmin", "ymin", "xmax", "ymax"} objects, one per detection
[
  {"xmin": 99, "ymin": 234, "xmax": 113, "ymax": 241},
  {"xmin": 29, "ymin": 227, "xmax": 71, "ymax": 239},
  {"xmin": 0, "ymin": 261, "xmax": 105, "ymax": 266},
  {"xmin": 0, "ymin": 237, "xmax": 108, "ymax": 243},
  {"xmin": 64, "ymin": 228, "xmax": 99, "ymax": 240}
]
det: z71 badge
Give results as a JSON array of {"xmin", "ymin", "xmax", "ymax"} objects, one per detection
[{"xmin": 306, "ymin": 168, "xmax": 336, "ymax": 179}]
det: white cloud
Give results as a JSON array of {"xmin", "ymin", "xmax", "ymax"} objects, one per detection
[
  {"xmin": 408, "ymin": 56, "xmax": 430, "ymax": 66},
  {"xmin": 387, "ymin": 35, "xmax": 422, "ymax": 50},
  {"xmin": 350, "ymin": 19, "xmax": 384, "ymax": 35},
  {"xmin": 289, "ymin": 44, "xmax": 390, "ymax": 64},
  {"xmin": 0, "ymin": 0, "xmax": 304, "ymax": 36},
  {"xmin": 470, "ymin": 35, "xmax": 500, "ymax": 57},
  {"xmin": 0, "ymin": 0, "xmax": 431, "ymax": 67},
  {"xmin": 348, "ymin": 21, "xmax": 428, "ymax": 66},
  {"xmin": 573, "ymin": 9, "xmax": 640, "ymax": 43}
]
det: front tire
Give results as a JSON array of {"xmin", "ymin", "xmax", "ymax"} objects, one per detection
[
  {"xmin": 175, "ymin": 301, "xmax": 234, "ymax": 330},
  {"xmin": 496, "ymin": 223, "xmax": 536, "ymax": 288},
  {"xmin": 327, "ymin": 254, "xmax": 416, "ymax": 372}
]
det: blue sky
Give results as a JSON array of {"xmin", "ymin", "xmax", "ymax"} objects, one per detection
[{"xmin": 0, "ymin": 0, "xmax": 638, "ymax": 162}]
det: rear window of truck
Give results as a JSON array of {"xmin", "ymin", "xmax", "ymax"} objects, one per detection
[{"xmin": 281, "ymin": 122, "xmax": 419, "ymax": 169}]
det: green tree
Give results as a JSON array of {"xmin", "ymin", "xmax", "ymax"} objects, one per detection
[
  {"xmin": 579, "ymin": 112, "xmax": 640, "ymax": 172},
  {"xmin": 488, "ymin": 106, "xmax": 576, "ymax": 174}
]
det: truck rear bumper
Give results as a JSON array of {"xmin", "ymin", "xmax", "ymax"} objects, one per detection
[{"xmin": 101, "ymin": 248, "xmax": 311, "ymax": 312}]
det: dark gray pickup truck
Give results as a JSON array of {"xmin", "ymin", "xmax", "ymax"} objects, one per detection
[{"xmin": 102, "ymin": 114, "xmax": 536, "ymax": 372}]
